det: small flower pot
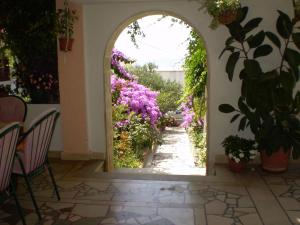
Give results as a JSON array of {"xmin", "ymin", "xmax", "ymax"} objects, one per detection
[
  {"xmin": 261, "ymin": 148, "xmax": 291, "ymax": 172},
  {"xmin": 218, "ymin": 10, "xmax": 238, "ymax": 25},
  {"xmin": 228, "ymin": 157, "xmax": 247, "ymax": 173},
  {"xmin": 59, "ymin": 38, "xmax": 74, "ymax": 52}
]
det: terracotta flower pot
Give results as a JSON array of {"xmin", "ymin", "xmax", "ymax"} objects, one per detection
[
  {"xmin": 218, "ymin": 10, "xmax": 238, "ymax": 25},
  {"xmin": 261, "ymin": 147, "xmax": 291, "ymax": 172},
  {"xmin": 59, "ymin": 38, "xmax": 74, "ymax": 51},
  {"xmin": 228, "ymin": 157, "xmax": 247, "ymax": 173}
]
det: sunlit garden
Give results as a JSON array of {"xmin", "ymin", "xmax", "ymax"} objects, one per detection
[{"xmin": 111, "ymin": 17, "xmax": 208, "ymax": 169}]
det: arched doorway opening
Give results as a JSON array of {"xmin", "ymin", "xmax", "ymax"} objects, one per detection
[{"xmin": 103, "ymin": 11, "xmax": 211, "ymax": 174}]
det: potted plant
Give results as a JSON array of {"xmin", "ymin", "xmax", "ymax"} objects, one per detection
[
  {"xmin": 201, "ymin": 0, "xmax": 241, "ymax": 29},
  {"xmin": 55, "ymin": 0, "xmax": 78, "ymax": 51},
  {"xmin": 222, "ymin": 135, "xmax": 256, "ymax": 172},
  {"xmin": 218, "ymin": 6, "xmax": 300, "ymax": 172}
]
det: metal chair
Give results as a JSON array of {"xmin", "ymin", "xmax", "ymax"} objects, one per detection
[
  {"xmin": 13, "ymin": 109, "xmax": 60, "ymax": 220},
  {"xmin": 0, "ymin": 123, "xmax": 26, "ymax": 225},
  {"xmin": 0, "ymin": 95, "xmax": 27, "ymax": 123}
]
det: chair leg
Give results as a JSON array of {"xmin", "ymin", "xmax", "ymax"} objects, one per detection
[
  {"xmin": 10, "ymin": 185, "xmax": 26, "ymax": 225},
  {"xmin": 46, "ymin": 163, "xmax": 60, "ymax": 201},
  {"xmin": 23, "ymin": 175, "xmax": 42, "ymax": 220},
  {"xmin": 15, "ymin": 154, "xmax": 42, "ymax": 220}
]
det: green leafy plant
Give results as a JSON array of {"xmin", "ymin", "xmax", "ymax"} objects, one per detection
[
  {"xmin": 56, "ymin": 0, "xmax": 78, "ymax": 38},
  {"xmin": 222, "ymin": 135, "xmax": 257, "ymax": 163},
  {"xmin": 201, "ymin": 0, "xmax": 241, "ymax": 28},
  {"xmin": 294, "ymin": 0, "xmax": 300, "ymax": 11},
  {"xmin": 218, "ymin": 6, "xmax": 300, "ymax": 158}
]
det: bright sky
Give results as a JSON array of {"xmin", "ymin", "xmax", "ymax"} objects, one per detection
[{"xmin": 114, "ymin": 15, "xmax": 192, "ymax": 70}]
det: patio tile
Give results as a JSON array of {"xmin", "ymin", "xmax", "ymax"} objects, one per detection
[
  {"xmin": 72, "ymin": 204, "xmax": 108, "ymax": 217},
  {"xmin": 286, "ymin": 210, "xmax": 300, "ymax": 224},
  {"xmin": 158, "ymin": 208, "xmax": 194, "ymax": 225}
]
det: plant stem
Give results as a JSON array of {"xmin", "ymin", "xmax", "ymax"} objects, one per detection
[{"xmin": 241, "ymin": 41, "xmax": 249, "ymax": 59}]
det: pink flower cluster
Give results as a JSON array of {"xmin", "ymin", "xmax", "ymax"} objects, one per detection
[
  {"xmin": 180, "ymin": 96, "xmax": 195, "ymax": 128},
  {"xmin": 111, "ymin": 74, "xmax": 161, "ymax": 125},
  {"xmin": 111, "ymin": 48, "xmax": 134, "ymax": 80},
  {"xmin": 29, "ymin": 74, "xmax": 58, "ymax": 91}
]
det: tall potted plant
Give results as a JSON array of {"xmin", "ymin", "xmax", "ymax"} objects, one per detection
[
  {"xmin": 201, "ymin": 0, "xmax": 241, "ymax": 28},
  {"xmin": 218, "ymin": 5, "xmax": 300, "ymax": 172},
  {"xmin": 56, "ymin": 0, "xmax": 78, "ymax": 51}
]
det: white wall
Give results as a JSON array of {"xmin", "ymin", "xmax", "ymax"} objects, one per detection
[
  {"xmin": 26, "ymin": 104, "xmax": 63, "ymax": 152},
  {"xmin": 157, "ymin": 70, "xmax": 184, "ymax": 86},
  {"xmin": 73, "ymin": 0, "xmax": 293, "ymax": 171}
]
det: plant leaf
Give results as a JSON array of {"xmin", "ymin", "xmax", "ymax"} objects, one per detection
[
  {"xmin": 226, "ymin": 52, "xmax": 240, "ymax": 81},
  {"xmin": 254, "ymin": 44, "xmax": 273, "ymax": 58},
  {"xmin": 276, "ymin": 10, "xmax": 293, "ymax": 39},
  {"xmin": 219, "ymin": 46, "xmax": 235, "ymax": 58},
  {"xmin": 284, "ymin": 48, "xmax": 300, "ymax": 68},
  {"xmin": 280, "ymin": 70, "xmax": 296, "ymax": 93},
  {"xmin": 236, "ymin": 7, "xmax": 249, "ymax": 23},
  {"xmin": 239, "ymin": 117, "xmax": 247, "ymax": 131},
  {"xmin": 230, "ymin": 114, "xmax": 240, "ymax": 123},
  {"xmin": 292, "ymin": 33, "xmax": 300, "ymax": 50},
  {"xmin": 228, "ymin": 22, "xmax": 245, "ymax": 42},
  {"xmin": 219, "ymin": 104, "xmax": 236, "ymax": 113},
  {"xmin": 243, "ymin": 18, "xmax": 263, "ymax": 34},
  {"xmin": 244, "ymin": 59, "xmax": 262, "ymax": 77},
  {"xmin": 266, "ymin": 31, "xmax": 281, "ymax": 49},
  {"xmin": 247, "ymin": 31, "xmax": 265, "ymax": 48}
]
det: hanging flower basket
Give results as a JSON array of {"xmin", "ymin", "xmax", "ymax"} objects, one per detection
[
  {"xmin": 59, "ymin": 38, "xmax": 74, "ymax": 51},
  {"xmin": 218, "ymin": 10, "xmax": 238, "ymax": 25},
  {"xmin": 261, "ymin": 147, "xmax": 291, "ymax": 172}
]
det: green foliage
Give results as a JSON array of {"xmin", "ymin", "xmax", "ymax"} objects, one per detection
[
  {"xmin": 112, "ymin": 105, "xmax": 160, "ymax": 168},
  {"xmin": 127, "ymin": 21, "xmax": 145, "ymax": 48},
  {"xmin": 189, "ymin": 125, "xmax": 207, "ymax": 167},
  {"xmin": 128, "ymin": 115, "xmax": 160, "ymax": 159},
  {"xmin": 183, "ymin": 30, "xmax": 208, "ymax": 118},
  {"xmin": 56, "ymin": 0, "xmax": 78, "ymax": 38},
  {"xmin": 0, "ymin": 0, "xmax": 59, "ymax": 103},
  {"xmin": 219, "ymin": 6, "xmax": 300, "ymax": 158},
  {"xmin": 128, "ymin": 63, "xmax": 183, "ymax": 113}
]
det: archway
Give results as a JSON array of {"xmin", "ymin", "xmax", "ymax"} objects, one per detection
[{"xmin": 103, "ymin": 11, "xmax": 212, "ymax": 172}]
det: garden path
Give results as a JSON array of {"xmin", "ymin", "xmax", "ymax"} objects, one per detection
[{"xmin": 146, "ymin": 127, "xmax": 206, "ymax": 175}]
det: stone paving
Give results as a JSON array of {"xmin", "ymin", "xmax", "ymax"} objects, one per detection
[
  {"xmin": 1, "ymin": 160, "xmax": 300, "ymax": 225},
  {"xmin": 145, "ymin": 127, "xmax": 205, "ymax": 175}
]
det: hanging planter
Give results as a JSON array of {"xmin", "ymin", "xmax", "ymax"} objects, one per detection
[
  {"xmin": 201, "ymin": 0, "xmax": 241, "ymax": 29},
  {"xmin": 55, "ymin": 0, "xmax": 78, "ymax": 52},
  {"xmin": 261, "ymin": 148, "xmax": 291, "ymax": 172},
  {"xmin": 218, "ymin": 10, "xmax": 238, "ymax": 25},
  {"xmin": 58, "ymin": 38, "xmax": 74, "ymax": 51}
]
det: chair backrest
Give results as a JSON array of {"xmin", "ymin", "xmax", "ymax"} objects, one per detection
[
  {"xmin": 21, "ymin": 108, "xmax": 59, "ymax": 174},
  {"xmin": 0, "ymin": 123, "xmax": 20, "ymax": 192},
  {"xmin": 0, "ymin": 96, "xmax": 27, "ymax": 123}
]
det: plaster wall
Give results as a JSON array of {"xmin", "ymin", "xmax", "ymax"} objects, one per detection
[{"xmin": 67, "ymin": 0, "xmax": 293, "ymax": 171}]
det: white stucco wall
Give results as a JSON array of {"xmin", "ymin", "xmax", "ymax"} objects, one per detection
[
  {"xmin": 72, "ymin": 0, "xmax": 293, "ymax": 171},
  {"xmin": 26, "ymin": 104, "xmax": 63, "ymax": 152}
]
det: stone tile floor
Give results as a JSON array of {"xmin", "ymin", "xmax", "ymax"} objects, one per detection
[{"xmin": 1, "ymin": 160, "xmax": 300, "ymax": 225}]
